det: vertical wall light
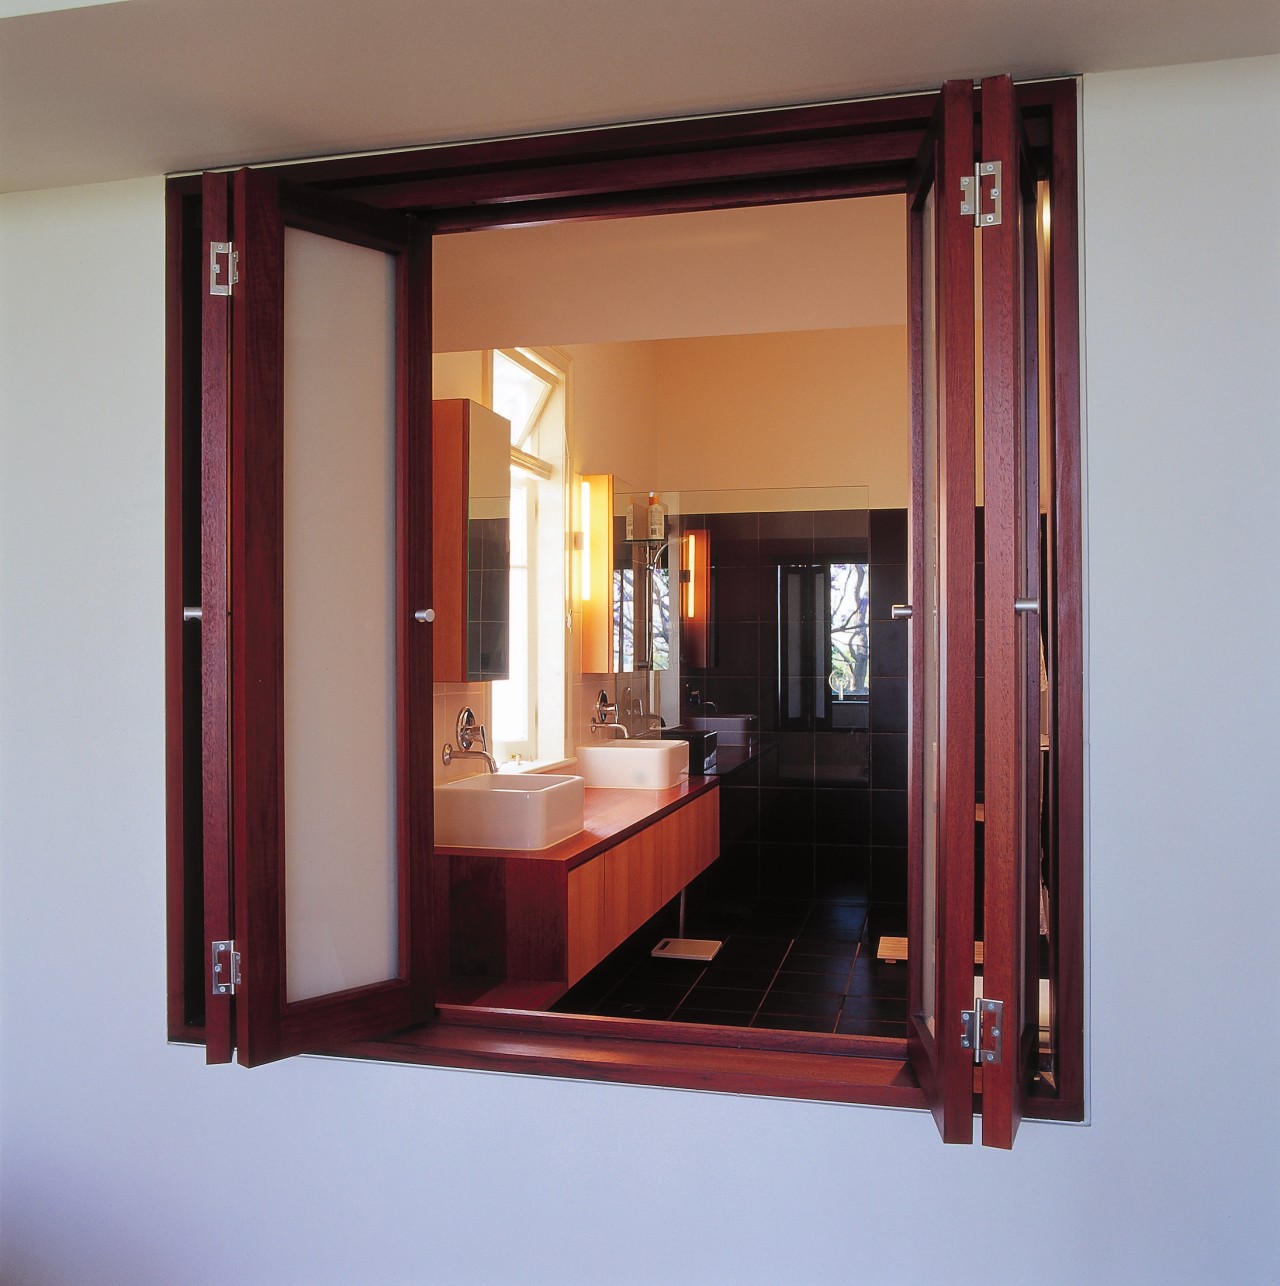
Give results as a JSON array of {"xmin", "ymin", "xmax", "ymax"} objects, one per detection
[
  {"xmin": 579, "ymin": 474, "xmax": 614, "ymax": 672},
  {"xmin": 684, "ymin": 531, "xmax": 696, "ymax": 619},
  {"xmin": 682, "ymin": 529, "xmax": 709, "ymax": 622},
  {"xmin": 681, "ymin": 527, "xmax": 710, "ymax": 669},
  {"xmin": 579, "ymin": 478, "xmax": 592, "ymax": 600}
]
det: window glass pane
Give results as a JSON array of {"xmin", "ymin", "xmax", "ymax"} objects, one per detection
[
  {"xmin": 282, "ymin": 227, "xmax": 397, "ymax": 1004},
  {"xmin": 492, "ymin": 478, "xmax": 532, "ymax": 749},
  {"xmin": 507, "ymin": 469, "xmax": 529, "ymax": 565},
  {"xmin": 613, "ymin": 567, "xmax": 635, "ymax": 672},
  {"xmin": 493, "ymin": 569, "xmax": 529, "ymax": 744},
  {"xmin": 829, "ymin": 563, "xmax": 869, "ymax": 697},
  {"xmin": 493, "ymin": 349, "xmax": 551, "ymax": 449},
  {"xmin": 650, "ymin": 567, "xmax": 670, "ymax": 671}
]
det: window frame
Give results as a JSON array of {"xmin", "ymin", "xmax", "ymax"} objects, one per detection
[
  {"xmin": 491, "ymin": 347, "xmax": 557, "ymax": 451},
  {"xmin": 165, "ymin": 77, "xmax": 1084, "ymax": 1131},
  {"xmin": 493, "ymin": 469, "xmax": 537, "ymax": 759},
  {"xmin": 487, "ymin": 345, "xmax": 567, "ymax": 766}
]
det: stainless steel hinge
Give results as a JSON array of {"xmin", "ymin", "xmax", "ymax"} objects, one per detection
[
  {"xmin": 209, "ymin": 241, "xmax": 239, "ymax": 296},
  {"xmin": 960, "ymin": 997, "xmax": 1004, "ymax": 1065},
  {"xmin": 959, "ymin": 161, "xmax": 1003, "ymax": 227},
  {"xmin": 211, "ymin": 939, "xmax": 241, "ymax": 996}
]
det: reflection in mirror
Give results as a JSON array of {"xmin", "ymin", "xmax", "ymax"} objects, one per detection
[
  {"xmin": 431, "ymin": 399, "xmax": 511, "ymax": 682},
  {"xmin": 673, "ymin": 489, "xmax": 872, "ymax": 784},
  {"xmin": 612, "ymin": 485, "xmax": 672, "ymax": 675}
]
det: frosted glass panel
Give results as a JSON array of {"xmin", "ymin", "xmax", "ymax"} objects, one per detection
[
  {"xmin": 283, "ymin": 227, "xmax": 398, "ymax": 1004},
  {"xmin": 921, "ymin": 183, "xmax": 940, "ymax": 1036}
]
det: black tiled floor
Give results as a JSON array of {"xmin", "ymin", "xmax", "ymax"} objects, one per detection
[
  {"xmin": 553, "ymin": 894, "xmax": 910, "ymax": 1036},
  {"xmin": 683, "ymin": 983, "xmax": 762, "ymax": 1013},
  {"xmin": 698, "ymin": 964, "xmax": 779, "ymax": 991},
  {"xmin": 773, "ymin": 963, "xmax": 853, "ymax": 992},
  {"xmin": 757, "ymin": 989, "xmax": 845, "ymax": 1020}
]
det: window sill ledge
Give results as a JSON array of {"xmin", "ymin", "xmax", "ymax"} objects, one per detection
[
  {"xmin": 494, "ymin": 757, "xmax": 575, "ymax": 775},
  {"xmin": 334, "ymin": 1008, "xmax": 925, "ymax": 1109}
]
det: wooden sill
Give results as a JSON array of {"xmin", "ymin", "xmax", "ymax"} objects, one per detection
[
  {"xmin": 179, "ymin": 1008, "xmax": 1081, "ymax": 1120},
  {"xmin": 335, "ymin": 1006, "xmax": 925, "ymax": 1109}
]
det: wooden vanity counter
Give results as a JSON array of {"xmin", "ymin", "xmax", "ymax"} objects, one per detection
[
  {"xmin": 434, "ymin": 773, "xmax": 718, "ymax": 868},
  {"xmin": 434, "ymin": 775, "xmax": 720, "ymax": 1006}
]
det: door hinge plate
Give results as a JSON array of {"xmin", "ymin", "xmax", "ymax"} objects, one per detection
[
  {"xmin": 211, "ymin": 939, "xmax": 241, "ymax": 996},
  {"xmin": 961, "ymin": 997, "xmax": 1004, "ymax": 1065},
  {"xmin": 960, "ymin": 161, "xmax": 1003, "ymax": 227},
  {"xmin": 209, "ymin": 241, "xmax": 239, "ymax": 296}
]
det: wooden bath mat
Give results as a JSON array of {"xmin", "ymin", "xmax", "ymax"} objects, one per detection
[{"xmin": 876, "ymin": 936, "xmax": 984, "ymax": 965}]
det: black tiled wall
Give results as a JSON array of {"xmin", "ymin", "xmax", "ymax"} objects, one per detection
[
  {"xmin": 683, "ymin": 507, "xmax": 909, "ymax": 914},
  {"xmin": 466, "ymin": 516, "xmax": 510, "ymax": 680}
]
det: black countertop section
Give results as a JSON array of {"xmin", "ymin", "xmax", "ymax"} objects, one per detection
[{"xmin": 711, "ymin": 734, "xmax": 772, "ymax": 777}]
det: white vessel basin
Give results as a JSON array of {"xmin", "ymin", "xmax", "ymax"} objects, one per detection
[
  {"xmin": 575, "ymin": 739, "xmax": 689, "ymax": 790},
  {"xmin": 434, "ymin": 773, "xmax": 585, "ymax": 850}
]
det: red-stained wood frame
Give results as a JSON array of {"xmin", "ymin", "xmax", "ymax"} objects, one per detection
[
  {"xmin": 904, "ymin": 80, "xmax": 979, "ymax": 1145},
  {"xmin": 201, "ymin": 172, "xmax": 235, "ymax": 1063},
  {"xmin": 227, "ymin": 170, "xmax": 434, "ymax": 1066},
  {"xmin": 164, "ymin": 183, "xmax": 198, "ymax": 1040},
  {"xmin": 164, "ymin": 79, "xmax": 1085, "ymax": 1125},
  {"xmin": 977, "ymin": 74, "xmax": 1042, "ymax": 1148},
  {"xmin": 1046, "ymin": 87, "xmax": 1085, "ymax": 1120}
]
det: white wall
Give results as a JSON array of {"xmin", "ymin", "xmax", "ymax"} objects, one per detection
[
  {"xmin": 1, "ymin": 56, "xmax": 1277, "ymax": 1285},
  {"xmin": 648, "ymin": 327, "xmax": 907, "ymax": 504},
  {"xmin": 569, "ymin": 329, "xmax": 908, "ymax": 505}
]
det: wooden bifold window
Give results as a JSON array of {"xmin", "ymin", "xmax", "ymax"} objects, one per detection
[{"xmin": 166, "ymin": 74, "xmax": 1084, "ymax": 1148}]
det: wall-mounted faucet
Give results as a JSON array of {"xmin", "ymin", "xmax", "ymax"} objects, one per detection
[
  {"xmin": 590, "ymin": 688, "xmax": 629, "ymax": 738},
  {"xmin": 683, "ymin": 683, "xmax": 718, "ymax": 715},
  {"xmin": 442, "ymin": 706, "xmax": 498, "ymax": 772}
]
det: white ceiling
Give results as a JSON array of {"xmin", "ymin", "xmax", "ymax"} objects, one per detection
[
  {"xmin": 434, "ymin": 197, "xmax": 906, "ymax": 351},
  {"xmin": 2, "ymin": 0, "xmax": 1276, "ymax": 194}
]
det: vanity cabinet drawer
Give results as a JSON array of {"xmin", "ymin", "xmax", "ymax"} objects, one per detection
[
  {"xmin": 602, "ymin": 827, "xmax": 663, "ymax": 957},
  {"xmin": 567, "ymin": 791, "xmax": 720, "ymax": 983},
  {"xmin": 566, "ymin": 857, "xmax": 606, "ymax": 986},
  {"xmin": 445, "ymin": 784, "xmax": 720, "ymax": 996},
  {"xmin": 658, "ymin": 789, "xmax": 719, "ymax": 894}
]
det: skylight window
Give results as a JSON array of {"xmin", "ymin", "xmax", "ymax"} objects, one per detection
[{"xmin": 492, "ymin": 349, "xmax": 554, "ymax": 451}]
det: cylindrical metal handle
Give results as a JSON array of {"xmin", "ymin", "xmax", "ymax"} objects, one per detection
[
  {"xmin": 414, "ymin": 608, "xmax": 435, "ymax": 623},
  {"xmin": 1014, "ymin": 598, "xmax": 1039, "ymax": 615},
  {"xmin": 891, "ymin": 604, "xmax": 913, "ymax": 620},
  {"xmin": 183, "ymin": 606, "xmax": 202, "ymax": 622}
]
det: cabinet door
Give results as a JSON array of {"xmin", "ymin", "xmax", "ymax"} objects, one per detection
[
  {"xmin": 661, "ymin": 789, "xmax": 719, "ymax": 893},
  {"xmin": 905, "ymin": 81, "xmax": 979, "ymax": 1145},
  {"xmin": 222, "ymin": 170, "xmax": 434, "ymax": 1066},
  {"xmin": 566, "ymin": 859, "xmax": 605, "ymax": 985},
  {"xmin": 603, "ymin": 827, "xmax": 663, "ymax": 959}
]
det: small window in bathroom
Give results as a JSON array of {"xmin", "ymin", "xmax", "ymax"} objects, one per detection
[
  {"xmin": 829, "ymin": 561, "xmax": 870, "ymax": 698},
  {"xmin": 489, "ymin": 348, "xmax": 567, "ymax": 766},
  {"xmin": 493, "ymin": 349, "xmax": 554, "ymax": 450},
  {"xmin": 779, "ymin": 559, "xmax": 869, "ymax": 728}
]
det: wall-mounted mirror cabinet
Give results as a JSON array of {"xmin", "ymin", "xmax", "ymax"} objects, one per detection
[{"xmin": 432, "ymin": 399, "xmax": 511, "ymax": 682}]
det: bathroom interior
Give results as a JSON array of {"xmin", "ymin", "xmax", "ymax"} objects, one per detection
[{"xmin": 425, "ymin": 191, "xmax": 1054, "ymax": 1046}]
